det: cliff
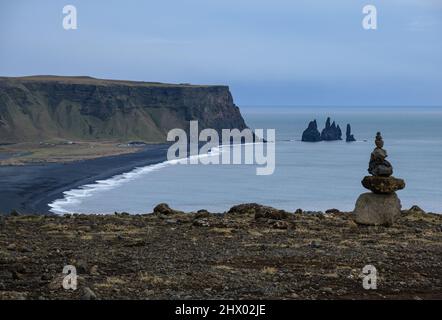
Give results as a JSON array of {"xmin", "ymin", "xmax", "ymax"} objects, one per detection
[{"xmin": 0, "ymin": 76, "xmax": 247, "ymax": 143}]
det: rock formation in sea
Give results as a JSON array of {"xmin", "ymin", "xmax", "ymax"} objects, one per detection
[
  {"xmin": 346, "ymin": 124, "xmax": 356, "ymax": 142},
  {"xmin": 301, "ymin": 117, "xmax": 349, "ymax": 142},
  {"xmin": 354, "ymin": 132, "xmax": 406, "ymax": 226},
  {"xmin": 0, "ymin": 76, "xmax": 248, "ymax": 143},
  {"xmin": 320, "ymin": 117, "xmax": 342, "ymax": 141},
  {"xmin": 301, "ymin": 120, "xmax": 322, "ymax": 142}
]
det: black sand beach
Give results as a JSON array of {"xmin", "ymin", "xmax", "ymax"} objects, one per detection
[{"xmin": 0, "ymin": 144, "xmax": 169, "ymax": 214}]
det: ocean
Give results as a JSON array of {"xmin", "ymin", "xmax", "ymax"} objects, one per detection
[{"xmin": 49, "ymin": 107, "xmax": 442, "ymax": 214}]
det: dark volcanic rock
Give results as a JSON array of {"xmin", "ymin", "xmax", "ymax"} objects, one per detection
[
  {"xmin": 368, "ymin": 132, "xmax": 393, "ymax": 177},
  {"xmin": 1, "ymin": 207, "xmax": 441, "ymax": 299},
  {"xmin": 362, "ymin": 176, "xmax": 405, "ymax": 194},
  {"xmin": 153, "ymin": 203, "xmax": 182, "ymax": 215},
  {"xmin": 325, "ymin": 208, "xmax": 340, "ymax": 214},
  {"xmin": 354, "ymin": 192, "xmax": 402, "ymax": 226},
  {"xmin": 321, "ymin": 118, "xmax": 342, "ymax": 141},
  {"xmin": 301, "ymin": 120, "xmax": 321, "ymax": 142},
  {"xmin": 301, "ymin": 118, "xmax": 354, "ymax": 142},
  {"xmin": 408, "ymin": 205, "xmax": 426, "ymax": 214},
  {"xmin": 228, "ymin": 203, "xmax": 289, "ymax": 220},
  {"xmin": 346, "ymin": 124, "xmax": 356, "ymax": 142}
]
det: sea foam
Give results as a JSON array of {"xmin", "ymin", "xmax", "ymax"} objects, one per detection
[{"xmin": 48, "ymin": 146, "xmax": 223, "ymax": 214}]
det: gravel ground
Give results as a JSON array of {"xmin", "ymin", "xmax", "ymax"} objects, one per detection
[{"xmin": 0, "ymin": 204, "xmax": 441, "ymax": 300}]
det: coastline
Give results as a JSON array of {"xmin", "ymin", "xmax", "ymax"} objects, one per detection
[{"xmin": 0, "ymin": 144, "xmax": 170, "ymax": 214}]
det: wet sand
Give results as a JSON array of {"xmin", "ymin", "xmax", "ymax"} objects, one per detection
[{"xmin": 0, "ymin": 144, "xmax": 169, "ymax": 214}]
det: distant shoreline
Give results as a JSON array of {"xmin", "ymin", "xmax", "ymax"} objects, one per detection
[{"xmin": 0, "ymin": 144, "xmax": 170, "ymax": 214}]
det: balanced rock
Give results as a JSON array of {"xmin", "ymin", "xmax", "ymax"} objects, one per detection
[
  {"xmin": 368, "ymin": 132, "xmax": 393, "ymax": 177},
  {"xmin": 362, "ymin": 176, "xmax": 405, "ymax": 194},
  {"xmin": 353, "ymin": 132, "xmax": 405, "ymax": 226},
  {"xmin": 302, "ymin": 120, "xmax": 321, "ymax": 142},
  {"xmin": 354, "ymin": 193, "xmax": 402, "ymax": 226}
]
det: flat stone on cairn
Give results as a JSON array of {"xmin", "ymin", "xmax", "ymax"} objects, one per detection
[
  {"xmin": 353, "ymin": 132, "xmax": 405, "ymax": 226},
  {"xmin": 361, "ymin": 176, "xmax": 405, "ymax": 194}
]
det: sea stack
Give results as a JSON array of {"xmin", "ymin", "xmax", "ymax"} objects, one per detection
[
  {"xmin": 353, "ymin": 132, "xmax": 405, "ymax": 226},
  {"xmin": 321, "ymin": 117, "xmax": 342, "ymax": 141},
  {"xmin": 301, "ymin": 117, "xmax": 349, "ymax": 142},
  {"xmin": 301, "ymin": 120, "xmax": 322, "ymax": 142},
  {"xmin": 346, "ymin": 124, "xmax": 356, "ymax": 142}
]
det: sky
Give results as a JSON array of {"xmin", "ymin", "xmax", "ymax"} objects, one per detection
[{"xmin": 0, "ymin": 0, "xmax": 441, "ymax": 106}]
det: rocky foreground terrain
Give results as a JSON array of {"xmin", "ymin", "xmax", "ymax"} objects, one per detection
[{"xmin": 0, "ymin": 204, "xmax": 441, "ymax": 300}]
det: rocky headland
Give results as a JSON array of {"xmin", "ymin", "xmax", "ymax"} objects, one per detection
[
  {"xmin": 0, "ymin": 203, "xmax": 441, "ymax": 300},
  {"xmin": 0, "ymin": 76, "xmax": 247, "ymax": 144},
  {"xmin": 0, "ymin": 76, "xmax": 249, "ymax": 165}
]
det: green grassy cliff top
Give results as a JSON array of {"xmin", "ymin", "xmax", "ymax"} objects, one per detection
[{"xmin": 0, "ymin": 75, "xmax": 225, "ymax": 89}]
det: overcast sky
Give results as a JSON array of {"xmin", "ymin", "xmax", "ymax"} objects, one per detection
[{"xmin": 1, "ymin": 0, "xmax": 441, "ymax": 106}]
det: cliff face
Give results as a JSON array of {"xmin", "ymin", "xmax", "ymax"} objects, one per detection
[{"xmin": 0, "ymin": 76, "xmax": 247, "ymax": 143}]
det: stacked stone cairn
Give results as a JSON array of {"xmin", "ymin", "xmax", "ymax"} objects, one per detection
[{"xmin": 354, "ymin": 132, "xmax": 405, "ymax": 226}]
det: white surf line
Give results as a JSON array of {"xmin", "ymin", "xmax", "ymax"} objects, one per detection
[
  {"xmin": 49, "ymin": 143, "xmax": 247, "ymax": 214},
  {"xmin": 48, "ymin": 159, "xmax": 179, "ymax": 214},
  {"xmin": 49, "ymin": 142, "xmax": 264, "ymax": 214}
]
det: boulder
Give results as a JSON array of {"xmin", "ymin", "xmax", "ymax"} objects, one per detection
[
  {"xmin": 228, "ymin": 203, "xmax": 289, "ymax": 220},
  {"xmin": 354, "ymin": 192, "xmax": 402, "ymax": 226},
  {"xmin": 153, "ymin": 203, "xmax": 182, "ymax": 215},
  {"xmin": 301, "ymin": 120, "xmax": 321, "ymax": 142},
  {"xmin": 228, "ymin": 203, "xmax": 264, "ymax": 215},
  {"xmin": 403, "ymin": 205, "xmax": 426, "ymax": 216},
  {"xmin": 408, "ymin": 205, "xmax": 425, "ymax": 214},
  {"xmin": 361, "ymin": 176, "xmax": 405, "ymax": 194}
]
